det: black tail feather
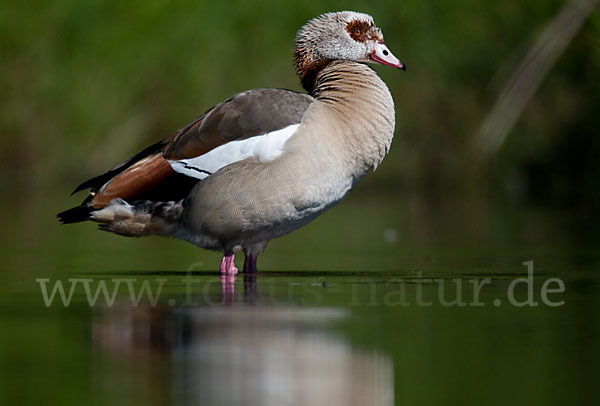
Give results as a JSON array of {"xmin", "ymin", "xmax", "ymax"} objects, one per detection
[{"xmin": 57, "ymin": 205, "xmax": 95, "ymax": 224}]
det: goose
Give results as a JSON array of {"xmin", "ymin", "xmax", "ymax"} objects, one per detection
[{"xmin": 58, "ymin": 11, "xmax": 405, "ymax": 274}]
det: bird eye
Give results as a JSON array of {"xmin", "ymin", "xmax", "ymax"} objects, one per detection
[{"xmin": 354, "ymin": 29, "xmax": 361, "ymax": 36}]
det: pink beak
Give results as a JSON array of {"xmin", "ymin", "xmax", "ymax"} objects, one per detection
[{"xmin": 370, "ymin": 41, "xmax": 406, "ymax": 71}]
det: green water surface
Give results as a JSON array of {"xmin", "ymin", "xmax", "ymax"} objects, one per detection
[{"xmin": 1, "ymin": 191, "xmax": 598, "ymax": 405}]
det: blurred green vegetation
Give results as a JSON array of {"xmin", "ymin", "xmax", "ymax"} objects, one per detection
[
  {"xmin": 1, "ymin": 5, "xmax": 599, "ymax": 403},
  {"xmin": 0, "ymin": 0, "xmax": 599, "ymax": 211}
]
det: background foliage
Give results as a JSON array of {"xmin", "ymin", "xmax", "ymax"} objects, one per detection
[
  {"xmin": 1, "ymin": 0, "xmax": 598, "ymax": 213},
  {"xmin": 1, "ymin": 5, "xmax": 599, "ymax": 403}
]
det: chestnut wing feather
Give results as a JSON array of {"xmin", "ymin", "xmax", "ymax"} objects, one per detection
[{"xmin": 67, "ymin": 88, "xmax": 312, "ymax": 213}]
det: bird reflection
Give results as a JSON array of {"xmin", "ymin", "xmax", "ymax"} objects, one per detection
[
  {"xmin": 243, "ymin": 272, "xmax": 258, "ymax": 305},
  {"xmin": 220, "ymin": 273, "xmax": 237, "ymax": 305},
  {"xmin": 91, "ymin": 274, "xmax": 394, "ymax": 406},
  {"xmin": 220, "ymin": 272, "xmax": 258, "ymax": 305}
]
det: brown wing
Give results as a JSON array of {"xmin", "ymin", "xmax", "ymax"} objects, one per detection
[
  {"xmin": 60, "ymin": 88, "xmax": 312, "ymax": 221},
  {"xmin": 165, "ymin": 88, "xmax": 313, "ymax": 159}
]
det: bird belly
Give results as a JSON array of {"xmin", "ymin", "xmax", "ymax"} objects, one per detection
[{"xmin": 176, "ymin": 154, "xmax": 353, "ymax": 250}]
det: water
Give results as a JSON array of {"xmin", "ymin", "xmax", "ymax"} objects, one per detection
[{"xmin": 1, "ymin": 190, "xmax": 599, "ymax": 405}]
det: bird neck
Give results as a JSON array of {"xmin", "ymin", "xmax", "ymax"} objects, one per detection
[
  {"xmin": 312, "ymin": 60, "xmax": 394, "ymax": 123},
  {"xmin": 310, "ymin": 60, "xmax": 397, "ymax": 173},
  {"xmin": 293, "ymin": 45, "xmax": 332, "ymax": 93}
]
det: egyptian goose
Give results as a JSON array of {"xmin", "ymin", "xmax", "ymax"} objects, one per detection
[{"xmin": 58, "ymin": 11, "xmax": 405, "ymax": 274}]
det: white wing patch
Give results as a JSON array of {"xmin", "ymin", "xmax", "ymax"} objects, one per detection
[{"xmin": 168, "ymin": 124, "xmax": 300, "ymax": 180}]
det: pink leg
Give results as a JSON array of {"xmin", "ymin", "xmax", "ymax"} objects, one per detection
[{"xmin": 219, "ymin": 253, "xmax": 238, "ymax": 275}]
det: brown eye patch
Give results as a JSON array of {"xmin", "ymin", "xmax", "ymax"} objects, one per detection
[
  {"xmin": 346, "ymin": 20, "xmax": 371, "ymax": 43},
  {"xmin": 346, "ymin": 20, "xmax": 383, "ymax": 43}
]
